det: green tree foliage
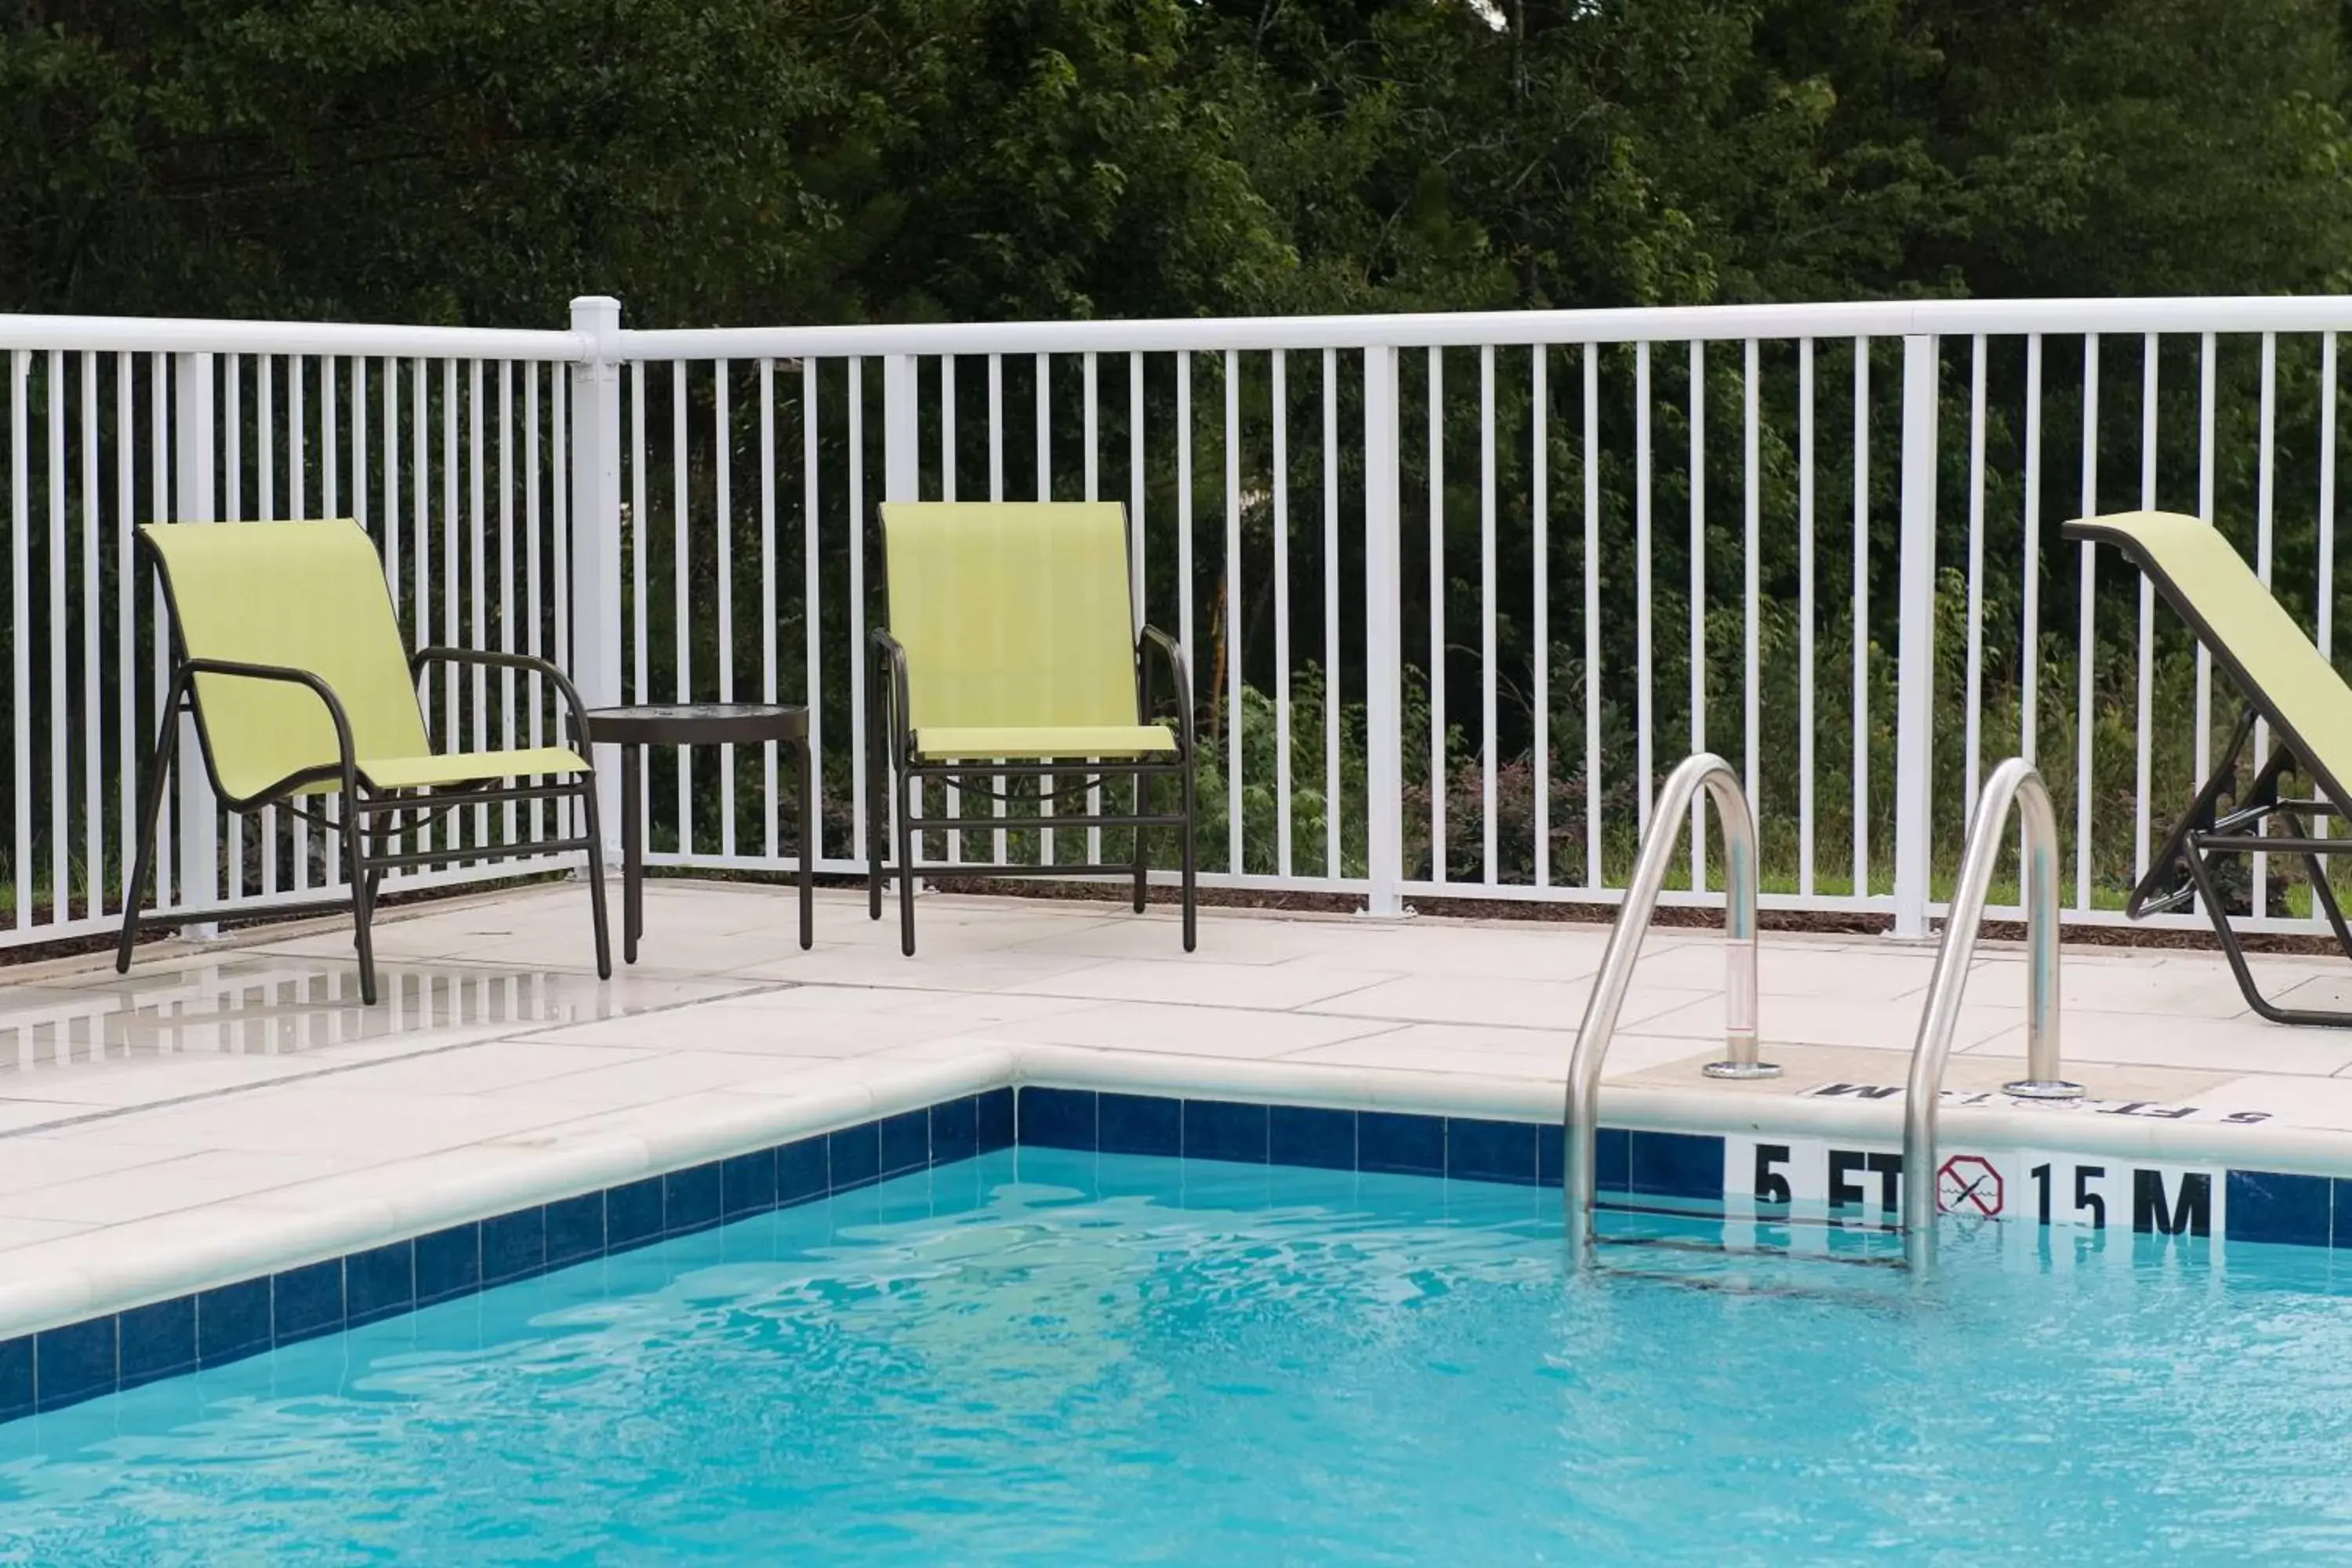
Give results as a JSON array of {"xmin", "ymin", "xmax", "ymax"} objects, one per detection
[
  {"xmin": 4, "ymin": 0, "xmax": 2350, "ymax": 907},
  {"xmin": 11, "ymin": 0, "xmax": 2344, "ymax": 325}
]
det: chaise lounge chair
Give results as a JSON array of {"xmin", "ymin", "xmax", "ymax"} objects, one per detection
[
  {"xmin": 118, "ymin": 519, "xmax": 609, "ymax": 1004},
  {"xmin": 867, "ymin": 501, "xmax": 1196, "ymax": 955},
  {"xmin": 2068, "ymin": 508, "xmax": 2352, "ymax": 1025}
]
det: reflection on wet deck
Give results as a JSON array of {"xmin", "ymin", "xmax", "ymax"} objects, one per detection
[{"xmin": 0, "ymin": 956, "xmax": 770, "ymax": 1080}]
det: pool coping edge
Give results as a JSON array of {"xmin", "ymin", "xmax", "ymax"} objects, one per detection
[{"xmin": 5, "ymin": 1040, "xmax": 2350, "ymax": 1421}]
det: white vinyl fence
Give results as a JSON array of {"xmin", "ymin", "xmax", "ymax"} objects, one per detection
[{"xmin": 5, "ymin": 295, "xmax": 2350, "ymax": 951}]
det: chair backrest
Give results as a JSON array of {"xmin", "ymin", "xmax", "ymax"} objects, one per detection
[
  {"xmin": 2068, "ymin": 510, "xmax": 2352, "ymax": 811},
  {"xmin": 876, "ymin": 502, "xmax": 1139, "ymax": 731},
  {"xmin": 140, "ymin": 520, "xmax": 430, "ymax": 800}
]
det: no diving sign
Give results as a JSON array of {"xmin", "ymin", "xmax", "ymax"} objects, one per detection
[{"xmin": 1937, "ymin": 1154, "xmax": 2003, "ymax": 1218}]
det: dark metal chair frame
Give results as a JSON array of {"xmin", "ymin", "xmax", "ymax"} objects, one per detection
[{"xmin": 2127, "ymin": 702, "xmax": 2352, "ymax": 1026}]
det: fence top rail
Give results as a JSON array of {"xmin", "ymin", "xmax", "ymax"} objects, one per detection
[
  {"xmin": 0, "ymin": 314, "xmax": 584, "ymax": 361},
  {"xmin": 6, "ymin": 292, "xmax": 2352, "ymax": 367},
  {"xmin": 615, "ymin": 295, "xmax": 2352, "ymax": 360}
]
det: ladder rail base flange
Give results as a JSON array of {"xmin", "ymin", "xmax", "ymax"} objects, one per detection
[{"xmin": 2000, "ymin": 1079, "xmax": 2086, "ymax": 1101}]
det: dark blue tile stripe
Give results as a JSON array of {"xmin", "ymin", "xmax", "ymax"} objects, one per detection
[
  {"xmin": 0, "ymin": 1334, "xmax": 33, "ymax": 1422},
  {"xmin": 1017, "ymin": 1087, "xmax": 1095, "ymax": 1150},
  {"xmin": 345, "ymin": 1240, "xmax": 415, "ymax": 1328},
  {"xmin": 930, "ymin": 1098, "xmax": 978, "ymax": 1167},
  {"xmin": 1100, "ymin": 1092, "xmax": 1181, "ymax": 1157},
  {"xmin": 1012, "ymin": 1094, "xmax": 1715, "ymax": 1203},
  {"xmin": 779, "ymin": 1136, "xmax": 828, "ymax": 1205},
  {"xmin": 975, "ymin": 1087, "xmax": 1014, "ymax": 1154},
  {"xmin": 196, "ymin": 1279, "xmax": 271, "ymax": 1367},
  {"xmin": 7, "ymin": 1084, "xmax": 2347, "ymax": 1429},
  {"xmin": 1184, "ymin": 1100, "xmax": 1270, "ymax": 1165},
  {"xmin": 270, "ymin": 1260, "xmax": 347, "ymax": 1346},
  {"xmin": 1271, "ymin": 1105, "xmax": 1355, "ymax": 1171},
  {"xmin": 828, "ymin": 1122, "xmax": 881, "ymax": 1192},
  {"xmin": 2230, "ymin": 1170, "xmax": 2332, "ymax": 1248},
  {"xmin": 721, "ymin": 1149, "xmax": 779, "ymax": 1221},
  {"xmin": 33, "ymin": 1319, "xmax": 114, "ymax": 1412},
  {"xmin": 1448, "ymin": 1117, "xmax": 1539, "ymax": 1185},
  {"xmin": 879, "ymin": 1110, "xmax": 930, "ymax": 1178},
  {"xmin": 662, "ymin": 1162, "xmax": 724, "ymax": 1236},
  {"xmin": 116, "ymin": 1297, "xmax": 194, "ymax": 1392},
  {"xmin": 0, "ymin": 1093, "xmax": 1004, "ymax": 1424},
  {"xmin": 1359, "ymin": 1111, "xmax": 1444, "ymax": 1175},
  {"xmin": 546, "ymin": 1194, "xmax": 605, "ymax": 1269},
  {"xmin": 1628, "ymin": 1130, "xmax": 1722, "ymax": 1200},
  {"xmin": 482, "ymin": 1210, "xmax": 549, "ymax": 1287},
  {"xmin": 608, "ymin": 1177, "xmax": 664, "ymax": 1250},
  {"xmin": 415, "ymin": 1225, "xmax": 482, "ymax": 1306}
]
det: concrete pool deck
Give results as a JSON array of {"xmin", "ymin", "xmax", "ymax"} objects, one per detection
[{"xmin": 1, "ymin": 877, "xmax": 2350, "ymax": 1337}]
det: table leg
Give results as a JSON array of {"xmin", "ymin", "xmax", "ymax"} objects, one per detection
[
  {"xmin": 796, "ymin": 735, "xmax": 815, "ymax": 949},
  {"xmin": 622, "ymin": 744, "xmax": 643, "ymax": 964}
]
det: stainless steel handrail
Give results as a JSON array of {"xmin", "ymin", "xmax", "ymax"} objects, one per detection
[
  {"xmin": 1901, "ymin": 757, "xmax": 2085, "ymax": 1272},
  {"xmin": 1564, "ymin": 753, "xmax": 1774, "ymax": 1269}
]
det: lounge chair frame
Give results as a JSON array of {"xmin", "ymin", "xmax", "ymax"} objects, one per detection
[
  {"xmin": 117, "ymin": 530, "xmax": 610, "ymax": 1004},
  {"xmin": 2126, "ymin": 705, "xmax": 2352, "ymax": 1025},
  {"xmin": 2073, "ymin": 511, "xmax": 2352, "ymax": 1025},
  {"xmin": 864, "ymin": 506, "xmax": 1197, "ymax": 956}
]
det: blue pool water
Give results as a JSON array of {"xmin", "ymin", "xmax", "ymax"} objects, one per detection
[{"xmin": 4, "ymin": 1148, "xmax": 2352, "ymax": 1564}]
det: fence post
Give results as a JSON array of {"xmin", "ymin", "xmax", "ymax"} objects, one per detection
[
  {"xmin": 171, "ymin": 351, "xmax": 219, "ymax": 930},
  {"xmin": 873, "ymin": 353, "xmax": 920, "ymax": 870},
  {"xmin": 881, "ymin": 354, "xmax": 919, "ymax": 503},
  {"xmin": 1362, "ymin": 345, "xmax": 1406, "ymax": 917},
  {"xmin": 1893, "ymin": 333, "xmax": 1940, "ymax": 939},
  {"xmin": 568, "ymin": 296, "xmax": 625, "ymax": 868}
]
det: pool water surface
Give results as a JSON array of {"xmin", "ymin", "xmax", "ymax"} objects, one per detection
[{"xmin": 2, "ymin": 1147, "xmax": 2349, "ymax": 1565}]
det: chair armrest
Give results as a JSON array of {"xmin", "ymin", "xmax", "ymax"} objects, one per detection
[
  {"xmin": 410, "ymin": 646, "xmax": 596, "ymax": 757},
  {"xmin": 1137, "ymin": 626, "xmax": 1193, "ymax": 755},
  {"xmin": 869, "ymin": 628, "xmax": 911, "ymax": 768},
  {"xmin": 179, "ymin": 656, "xmax": 361, "ymax": 798}
]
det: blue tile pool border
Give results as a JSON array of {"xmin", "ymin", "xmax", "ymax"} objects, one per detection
[
  {"xmin": 5, "ymin": 1081, "xmax": 2350, "ymax": 1426},
  {"xmin": 0, "ymin": 1086, "xmax": 1016, "ymax": 1425}
]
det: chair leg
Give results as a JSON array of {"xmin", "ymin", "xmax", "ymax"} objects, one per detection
[
  {"xmin": 362, "ymin": 811, "xmax": 391, "ymax": 920},
  {"xmin": 2183, "ymin": 832, "xmax": 2352, "ymax": 1026},
  {"xmin": 868, "ymin": 701, "xmax": 886, "ymax": 924},
  {"xmin": 1179, "ymin": 752, "xmax": 1197, "ymax": 953},
  {"xmin": 896, "ymin": 771, "xmax": 918, "ymax": 957},
  {"xmin": 1131, "ymin": 769, "xmax": 1149, "ymax": 914},
  {"xmin": 114, "ymin": 695, "xmax": 182, "ymax": 975},
  {"xmin": 2279, "ymin": 806, "xmax": 2352, "ymax": 960},
  {"xmin": 2307, "ymin": 848, "xmax": 2352, "ymax": 959},
  {"xmin": 621, "ymin": 744, "xmax": 644, "ymax": 964},
  {"xmin": 576, "ymin": 775, "xmax": 613, "ymax": 982},
  {"xmin": 344, "ymin": 802, "xmax": 379, "ymax": 1007}
]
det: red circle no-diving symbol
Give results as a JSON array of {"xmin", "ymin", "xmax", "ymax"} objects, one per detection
[{"xmin": 1937, "ymin": 1154, "xmax": 2003, "ymax": 1218}]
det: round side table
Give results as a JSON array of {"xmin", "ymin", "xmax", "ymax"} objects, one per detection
[{"xmin": 583, "ymin": 704, "xmax": 812, "ymax": 962}]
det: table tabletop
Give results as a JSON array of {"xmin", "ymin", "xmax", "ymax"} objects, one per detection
[{"xmin": 583, "ymin": 702, "xmax": 809, "ymax": 746}]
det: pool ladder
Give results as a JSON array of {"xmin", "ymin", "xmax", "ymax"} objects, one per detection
[
  {"xmin": 1897, "ymin": 757, "xmax": 2085, "ymax": 1270},
  {"xmin": 1563, "ymin": 753, "xmax": 2086, "ymax": 1276}
]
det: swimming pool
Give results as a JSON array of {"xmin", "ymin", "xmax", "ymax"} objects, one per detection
[{"xmin": 2, "ymin": 1145, "xmax": 2348, "ymax": 1564}]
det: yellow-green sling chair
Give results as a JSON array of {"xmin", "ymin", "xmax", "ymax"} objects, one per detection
[
  {"xmin": 867, "ymin": 501, "xmax": 1196, "ymax": 955},
  {"xmin": 116, "ymin": 520, "xmax": 609, "ymax": 1004},
  {"xmin": 2070, "ymin": 509, "xmax": 2352, "ymax": 1025}
]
